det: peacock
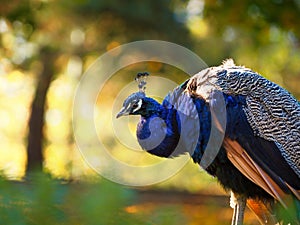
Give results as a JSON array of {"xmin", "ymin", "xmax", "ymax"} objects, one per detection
[{"xmin": 116, "ymin": 59, "xmax": 300, "ymax": 225}]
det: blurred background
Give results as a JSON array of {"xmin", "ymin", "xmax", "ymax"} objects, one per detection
[{"xmin": 0, "ymin": 0, "xmax": 299, "ymax": 224}]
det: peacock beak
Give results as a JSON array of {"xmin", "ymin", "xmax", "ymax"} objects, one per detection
[{"xmin": 116, "ymin": 107, "xmax": 129, "ymax": 118}]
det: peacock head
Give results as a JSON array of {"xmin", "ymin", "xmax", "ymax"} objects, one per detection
[{"xmin": 116, "ymin": 72, "xmax": 161, "ymax": 118}]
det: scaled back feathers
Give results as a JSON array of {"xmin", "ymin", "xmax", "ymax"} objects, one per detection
[{"xmin": 186, "ymin": 59, "xmax": 300, "ymax": 178}]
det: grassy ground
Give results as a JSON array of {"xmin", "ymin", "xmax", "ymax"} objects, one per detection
[
  {"xmin": 0, "ymin": 174, "xmax": 259, "ymax": 225},
  {"xmin": 128, "ymin": 190, "xmax": 259, "ymax": 225}
]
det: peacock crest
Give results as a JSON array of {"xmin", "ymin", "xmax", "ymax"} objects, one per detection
[{"xmin": 135, "ymin": 72, "xmax": 149, "ymax": 93}]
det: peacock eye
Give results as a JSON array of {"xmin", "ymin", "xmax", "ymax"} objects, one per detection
[{"xmin": 132, "ymin": 99, "xmax": 143, "ymax": 113}]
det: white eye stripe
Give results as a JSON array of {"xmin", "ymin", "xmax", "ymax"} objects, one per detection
[
  {"xmin": 132, "ymin": 99, "xmax": 143, "ymax": 113},
  {"xmin": 125, "ymin": 103, "xmax": 131, "ymax": 110}
]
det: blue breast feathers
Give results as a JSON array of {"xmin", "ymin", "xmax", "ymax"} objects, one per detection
[{"xmin": 136, "ymin": 105, "xmax": 181, "ymax": 157}]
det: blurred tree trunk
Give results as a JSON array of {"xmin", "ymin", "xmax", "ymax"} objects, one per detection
[{"xmin": 26, "ymin": 48, "xmax": 56, "ymax": 174}]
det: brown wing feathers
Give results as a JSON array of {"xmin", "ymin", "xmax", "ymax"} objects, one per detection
[
  {"xmin": 223, "ymin": 138, "xmax": 289, "ymax": 205},
  {"xmin": 224, "ymin": 138, "xmax": 300, "ymax": 223}
]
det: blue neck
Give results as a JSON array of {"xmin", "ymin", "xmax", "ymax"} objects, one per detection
[
  {"xmin": 136, "ymin": 96, "xmax": 212, "ymax": 159},
  {"xmin": 136, "ymin": 104, "xmax": 181, "ymax": 157}
]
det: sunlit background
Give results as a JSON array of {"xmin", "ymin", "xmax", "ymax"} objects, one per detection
[{"xmin": 0, "ymin": 0, "xmax": 299, "ymax": 224}]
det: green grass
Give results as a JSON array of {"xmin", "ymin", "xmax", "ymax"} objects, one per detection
[
  {"xmin": 0, "ymin": 173, "xmax": 191, "ymax": 225},
  {"xmin": 0, "ymin": 174, "xmax": 140, "ymax": 225},
  {"xmin": 0, "ymin": 173, "xmax": 261, "ymax": 225}
]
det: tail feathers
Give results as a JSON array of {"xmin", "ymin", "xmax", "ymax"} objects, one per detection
[
  {"xmin": 247, "ymin": 199, "xmax": 277, "ymax": 225},
  {"xmin": 273, "ymin": 197, "xmax": 300, "ymax": 225},
  {"xmin": 247, "ymin": 197, "xmax": 300, "ymax": 225},
  {"xmin": 285, "ymin": 182, "xmax": 300, "ymax": 224},
  {"xmin": 296, "ymin": 200, "xmax": 300, "ymax": 222}
]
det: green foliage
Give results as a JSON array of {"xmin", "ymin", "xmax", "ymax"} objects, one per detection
[
  {"xmin": 0, "ymin": 174, "xmax": 202, "ymax": 225},
  {"xmin": 149, "ymin": 205, "xmax": 187, "ymax": 225},
  {"xmin": 203, "ymin": 0, "xmax": 300, "ymax": 37},
  {"xmin": 0, "ymin": 175, "xmax": 138, "ymax": 225}
]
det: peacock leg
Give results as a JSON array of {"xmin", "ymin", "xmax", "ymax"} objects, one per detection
[
  {"xmin": 231, "ymin": 192, "xmax": 238, "ymax": 225},
  {"xmin": 230, "ymin": 192, "xmax": 246, "ymax": 225},
  {"xmin": 236, "ymin": 195, "xmax": 246, "ymax": 225},
  {"xmin": 231, "ymin": 203, "xmax": 238, "ymax": 225}
]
